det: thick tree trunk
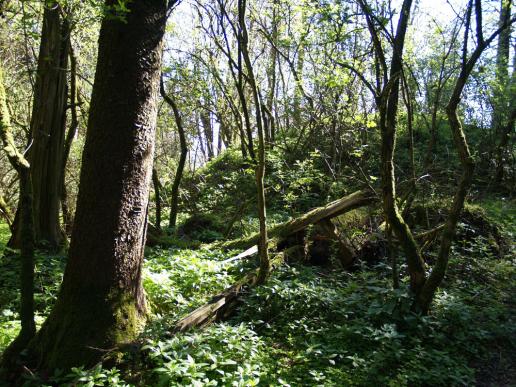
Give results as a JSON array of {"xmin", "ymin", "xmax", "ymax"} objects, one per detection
[
  {"xmin": 27, "ymin": 0, "xmax": 168, "ymax": 370},
  {"xmin": 9, "ymin": 4, "xmax": 70, "ymax": 249}
]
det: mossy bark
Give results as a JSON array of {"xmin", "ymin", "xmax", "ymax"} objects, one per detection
[
  {"xmin": 0, "ymin": 65, "xmax": 36, "ymax": 371},
  {"xmin": 26, "ymin": 0, "xmax": 168, "ymax": 371},
  {"xmin": 216, "ymin": 190, "xmax": 375, "ymax": 251},
  {"xmin": 366, "ymin": 0, "xmax": 427, "ymax": 293},
  {"xmin": 238, "ymin": 0, "xmax": 270, "ymax": 284},
  {"xmin": 417, "ymin": 2, "xmax": 515, "ymax": 313}
]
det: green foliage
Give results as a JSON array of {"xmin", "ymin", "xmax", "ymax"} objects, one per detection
[
  {"xmin": 22, "ymin": 363, "xmax": 131, "ymax": 386},
  {"xmin": 0, "ymin": 223, "xmax": 9, "ymax": 254},
  {"xmin": 180, "ymin": 146, "xmax": 345, "ymax": 239},
  {"xmin": 0, "ymin": 250, "xmax": 65, "ymax": 352},
  {"xmin": 0, "ymin": 198, "xmax": 514, "ymax": 385},
  {"xmin": 142, "ymin": 324, "xmax": 264, "ymax": 386},
  {"xmin": 143, "ymin": 247, "xmax": 246, "ymax": 321},
  {"xmin": 179, "ymin": 213, "xmax": 225, "ymax": 242}
]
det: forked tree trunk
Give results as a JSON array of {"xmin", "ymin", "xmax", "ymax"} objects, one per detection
[
  {"xmin": 27, "ymin": 0, "xmax": 168, "ymax": 370},
  {"xmin": 417, "ymin": 2, "xmax": 515, "ymax": 312},
  {"xmin": 9, "ymin": 3, "xmax": 70, "ymax": 249},
  {"xmin": 364, "ymin": 0, "xmax": 427, "ymax": 293}
]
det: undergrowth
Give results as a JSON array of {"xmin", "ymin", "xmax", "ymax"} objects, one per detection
[{"xmin": 0, "ymin": 198, "xmax": 514, "ymax": 386}]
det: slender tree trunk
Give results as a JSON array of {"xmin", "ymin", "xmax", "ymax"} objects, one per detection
[
  {"xmin": 61, "ymin": 45, "xmax": 81, "ymax": 236},
  {"xmin": 0, "ymin": 192, "xmax": 13, "ymax": 228},
  {"xmin": 9, "ymin": 3, "xmax": 70, "ymax": 249},
  {"xmin": 0, "ymin": 65, "xmax": 36, "ymax": 370},
  {"xmin": 491, "ymin": 0, "xmax": 511, "ymax": 136},
  {"xmin": 369, "ymin": 0, "xmax": 427, "ymax": 294},
  {"xmin": 152, "ymin": 168, "xmax": 162, "ymax": 230},
  {"xmin": 417, "ymin": 1, "xmax": 515, "ymax": 312},
  {"xmin": 494, "ymin": 38, "xmax": 515, "ymax": 183},
  {"xmin": 200, "ymin": 110, "xmax": 214, "ymax": 160},
  {"xmin": 265, "ymin": 0, "xmax": 278, "ymax": 145},
  {"xmin": 239, "ymin": 0, "xmax": 270, "ymax": 283},
  {"xmin": 27, "ymin": 0, "xmax": 168, "ymax": 370},
  {"xmin": 160, "ymin": 77, "xmax": 188, "ymax": 230}
]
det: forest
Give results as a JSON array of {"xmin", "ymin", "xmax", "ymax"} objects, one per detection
[{"xmin": 0, "ymin": 0, "xmax": 514, "ymax": 385}]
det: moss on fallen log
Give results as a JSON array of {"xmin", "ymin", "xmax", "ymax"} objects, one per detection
[{"xmin": 213, "ymin": 190, "xmax": 376, "ymax": 251}]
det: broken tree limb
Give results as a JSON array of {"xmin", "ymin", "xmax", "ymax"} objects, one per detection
[
  {"xmin": 215, "ymin": 190, "xmax": 376, "ymax": 251},
  {"xmin": 221, "ymin": 245, "xmax": 258, "ymax": 264},
  {"xmin": 170, "ymin": 252, "xmax": 285, "ymax": 334}
]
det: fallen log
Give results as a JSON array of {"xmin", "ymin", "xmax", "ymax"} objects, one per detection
[
  {"xmin": 169, "ymin": 191, "xmax": 376, "ymax": 333},
  {"xmin": 170, "ymin": 252, "xmax": 285, "ymax": 334},
  {"xmin": 215, "ymin": 189, "xmax": 376, "ymax": 251}
]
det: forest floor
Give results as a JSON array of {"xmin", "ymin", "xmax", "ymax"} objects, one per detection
[{"xmin": 0, "ymin": 197, "xmax": 514, "ymax": 386}]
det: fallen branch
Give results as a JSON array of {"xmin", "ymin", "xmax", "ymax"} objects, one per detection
[
  {"xmin": 221, "ymin": 245, "xmax": 258, "ymax": 264},
  {"xmin": 170, "ymin": 252, "xmax": 285, "ymax": 333},
  {"xmin": 214, "ymin": 190, "xmax": 376, "ymax": 251}
]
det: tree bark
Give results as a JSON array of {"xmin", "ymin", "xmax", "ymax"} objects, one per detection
[
  {"xmin": 9, "ymin": 3, "xmax": 70, "ymax": 249},
  {"xmin": 152, "ymin": 168, "xmax": 162, "ymax": 230},
  {"xmin": 490, "ymin": 0, "xmax": 512, "ymax": 138},
  {"xmin": 61, "ymin": 45, "xmax": 81, "ymax": 236},
  {"xmin": 27, "ymin": 0, "xmax": 169, "ymax": 370},
  {"xmin": 362, "ymin": 0, "xmax": 428, "ymax": 293},
  {"xmin": 494, "ymin": 41, "xmax": 515, "ymax": 183},
  {"xmin": 200, "ymin": 109, "xmax": 214, "ymax": 160},
  {"xmin": 0, "ymin": 65, "xmax": 36, "ymax": 370}
]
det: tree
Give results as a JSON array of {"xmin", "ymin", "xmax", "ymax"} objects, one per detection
[
  {"xmin": 24, "ymin": 0, "xmax": 172, "ymax": 370},
  {"xmin": 417, "ymin": 0, "xmax": 516, "ymax": 312},
  {"xmin": 238, "ymin": 0, "xmax": 270, "ymax": 283},
  {"xmin": 357, "ymin": 0, "xmax": 427, "ymax": 294},
  {"xmin": 160, "ymin": 75, "xmax": 188, "ymax": 230},
  {"xmin": 8, "ymin": 1, "xmax": 70, "ymax": 249},
  {"xmin": 492, "ymin": 0, "xmax": 514, "ymax": 183},
  {"xmin": 0, "ymin": 63, "xmax": 36, "ymax": 370}
]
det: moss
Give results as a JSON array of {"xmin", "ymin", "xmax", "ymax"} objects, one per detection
[
  {"xmin": 28, "ymin": 287, "xmax": 147, "ymax": 371},
  {"xmin": 109, "ymin": 291, "xmax": 147, "ymax": 344},
  {"xmin": 0, "ymin": 222, "xmax": 10, "ymax": 253}
]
